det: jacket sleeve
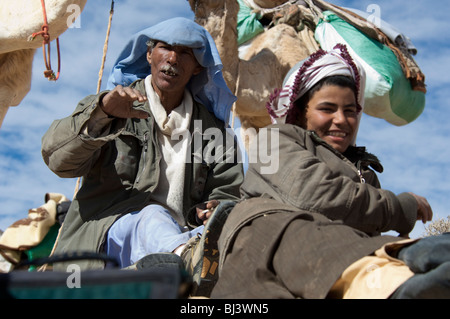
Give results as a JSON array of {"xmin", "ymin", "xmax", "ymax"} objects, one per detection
[
  {"xmin": 185, "ymin": 126, "xmax": 244, "ymax": 227},
  {"xmin": 205, "ymin": 160, "xmax": 244, "ymax": 203},
  {"xmin": 241, "ymin": 124, "xmax": 417, "ymax": 236},
  {"xmin": 41, "ymin": 92, "xmax": 124, "ymax": 178}
]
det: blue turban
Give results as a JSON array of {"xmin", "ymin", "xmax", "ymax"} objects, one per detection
[{"xmin": 106, "ymin": 17, "xmax": 236, "ymax": 124}]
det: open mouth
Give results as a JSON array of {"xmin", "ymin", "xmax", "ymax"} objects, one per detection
[
  {"xmin": 327, "ymin": 131, "xmax": 347, "ymax": 138},
  {"xmin": 161, "ymin": 65, "xmax": 178, "ymax": 77}
]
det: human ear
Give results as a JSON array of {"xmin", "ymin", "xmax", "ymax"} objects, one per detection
[
  {"xmin": 146, "ymin": 49, "xmax": 152, "ymax": 66},
  {"xmin": 193, "ymin": 64, "xmax": 204, "ymax": 76}
]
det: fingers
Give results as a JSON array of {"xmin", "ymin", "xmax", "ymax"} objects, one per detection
[
  {"xmin": 206, "ymin": 199, "xmax": 220, "ymax": 210},
  {"xmin": 196, "ymin": 200, "xmax": 220, "ymax": 225},
  {"xmin": 421, "ymin": 203, "xmax": 433, "ymax": 223},
  {"xmin": 417, "ymin": 196, "xmax": 433, "ymax": 223},
  {"xmin": 114, "ymin": 85, "xmax": 147, "ymax": 103},
  {"xmin": 202, "ymin": 200, "xmax": 219, "ymax": 223},
  {"xmin": 196, "ymin": 207, "xmax": 212, "ymax": 221},
  {"xmin": 410, "ymin": 192, "xmax": 433, "ymax": 224},
  {"xmin": 196, "ymin": 206, "xmax": 208, "ymax": 224},
  {"xmin": 101, "ymin": 85, "xmax": 149, "ymax": 119},
  {"xmin": 202, "ymin": 211, "xmax": 212, "ymax": 225},
  {"xmin": 421, "ymin": 202, "xmax": 433, "ymax": 223},
  {"xmin": 129, "ymin": 109, "xmax": 150, "ymax": 119}
]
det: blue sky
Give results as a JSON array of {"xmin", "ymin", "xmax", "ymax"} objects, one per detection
[{"xmin": 0, "ymin": 0, "xmax": 448, "ymax": 239}]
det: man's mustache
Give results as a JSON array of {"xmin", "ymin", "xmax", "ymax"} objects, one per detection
[{"xmin": 160, "ymin": 64, "xmax": 179, "ymax": 75}]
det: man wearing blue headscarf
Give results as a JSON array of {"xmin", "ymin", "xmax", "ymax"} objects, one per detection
[{"xmin": 42, "ymin": 18, "xmax": 244, "ymax": 296}]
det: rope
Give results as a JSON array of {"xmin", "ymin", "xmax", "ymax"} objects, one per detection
[
  {"xmin": 29, "ymin": 0, "xmax": 61, "ymax": 81},
  {"xmin": 303, "ymin": 0, "xmax": 324, "ymax": 21},
  {"xmin": 38, "ymin": 1, "xmax": 116, "ymax": 271},
  {"xmin": 73, "ymin": 0, "xmax": 115, "ymax": 200},
  {"xmin": 96, "ymin": 0, "xmax": 115, "ymax": 94},
  {"xmin": 243, "ymin": 0, "xmax": 300, "ymax": 16}
]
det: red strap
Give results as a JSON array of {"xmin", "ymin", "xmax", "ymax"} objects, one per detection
[{"xmin": 30, "ymin": 0, "xmax": 61, "ymax": 81}]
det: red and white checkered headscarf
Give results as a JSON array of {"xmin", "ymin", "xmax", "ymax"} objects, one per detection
[{"xmin": 266, "ymin": 44, "xmax": 365, "ymax": 124}]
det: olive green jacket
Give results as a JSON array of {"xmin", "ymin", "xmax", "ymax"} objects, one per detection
[
  {"xmin": 240, "ymin": 124, "xmax": 418, "ymax": 236},
  {"xmin": 212, "ymin": 124, "xmax": 418, "ymax": 298},
  {"xmin": 41, "ymin": 80, "xmax": 244, "ymax": 270}
]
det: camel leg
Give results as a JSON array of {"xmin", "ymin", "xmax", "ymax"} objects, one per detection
[{"xmin": 0, "ymin": 49, "xmax": 35, "ymax": 129}]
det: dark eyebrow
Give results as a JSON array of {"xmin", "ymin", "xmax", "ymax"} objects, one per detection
[
  {"xmin": 317, "ymin": 102, "xmax": 358, "ymax": 108},
  {"xmin": 157, "ymin": 42, "xmax": 193, "ymax": 53},
  {"xmin": 316, "ymin": 102, "xmax": 338, "ymax": 108},
  {"xmin": 318, "ymin": 102, "xmax": 337, "ymax": 106}
]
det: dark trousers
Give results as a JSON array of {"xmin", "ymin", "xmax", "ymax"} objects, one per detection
[{"xmin": 391, "ymin": 233, "xmax": 450, "ymax": 299}]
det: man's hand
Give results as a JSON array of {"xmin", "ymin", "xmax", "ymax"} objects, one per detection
[
  {"xmin": 410, "ymin": 192, "xmax": 433, "ymax": 224},
  {"xmin": 399, "ymin": 193, "xmax": 433, "ymax": 238},
  {"xmin": 100, "ymin": 85, "xmax": 149, "ymax": 119},
  {"xmin": 196, "ymin": 200, "xmax": 220, "ymax": 225}
]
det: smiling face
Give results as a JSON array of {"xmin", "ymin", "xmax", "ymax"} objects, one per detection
[
  {"xmin": 298, "ymin": 84, "xmax": 359, "ymax": 153},
  {"xmin": 147, "ymin": 41, "xmax": 203, "ymax": 108}
]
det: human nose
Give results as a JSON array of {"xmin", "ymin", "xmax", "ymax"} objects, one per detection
[
  {"xmin": 333, "ymin": 109, "xmax": 347, "ymax": 124},
  {"xmin": 167, "ymin": 50, "xmax": 178, "ymax": 65}
]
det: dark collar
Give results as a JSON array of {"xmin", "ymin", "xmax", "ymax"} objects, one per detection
[
  {"xmin": 308, "ymin": 131, "xmax": 384, "ymax": 173},
  {"xmin": 343, "ymin": 146, "xmax": 384, "ymax": 173}
]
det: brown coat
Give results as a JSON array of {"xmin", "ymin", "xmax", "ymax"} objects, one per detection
[
  {"xmin": 241, "ymin": 124, "xmax": 417, "ymax": 236},
  {"xmin": 211, "ymin": 198, "xmax": 403, "ymax": 299},
  {"xmin": 211, "ymin": 124, "xmax": 418, "ymax": 298}
]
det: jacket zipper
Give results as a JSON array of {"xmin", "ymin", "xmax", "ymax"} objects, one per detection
[{"xmin": 356, "ymin": 161, "xmax": 366, "ymax": 184}]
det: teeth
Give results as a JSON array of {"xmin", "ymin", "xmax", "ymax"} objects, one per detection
[
  {"xmin": 162, "ymin": 70, "xmax": 177, "ymax": 76},
  {"xmin": 328, "ymin": 132, "xmax": 346, "ymax": 137},
  {"xmin": 161, "ymin": 66, "xmax": 178, "ymax": 76}
]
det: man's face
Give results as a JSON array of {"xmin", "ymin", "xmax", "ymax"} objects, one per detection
[{"xmin": 147, "ymin": 41, "xmax": 203, "ymax": 98}]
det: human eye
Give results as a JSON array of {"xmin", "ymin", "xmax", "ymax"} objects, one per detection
[
  {"xmin": 157, "ymin": 43, "xmax": 171, "ymax": 51},
  {"xmin": 344, "ymin": 105, "xmax": 358, "ymax": 114},
  {"xmin": 180, "ymin": 48, "xmax": 194, "ymax": 56},
  {"xmin": 317, "ymin": 104, "xmax": 335, "ymax": 113}
]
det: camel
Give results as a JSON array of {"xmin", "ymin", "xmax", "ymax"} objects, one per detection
[
  {"xmin": 0, "ymin": 0, "xmax": 87, "ymax": 128},
  {"xmin": 188, "ymin": 0, "xmax": 320, "ymax": 147},
  {"xmin": 189, "ymin": 0, "xmax": 426, "ymax": 148}
]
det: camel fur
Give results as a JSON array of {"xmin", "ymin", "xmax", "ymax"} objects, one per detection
[
  {"xmin": 188, "ymin": 0, "xmax": 319, "ymax": 148},
  {"xmin": 0, "ymin": 0, "xmax": 87, "ymax": 128}
]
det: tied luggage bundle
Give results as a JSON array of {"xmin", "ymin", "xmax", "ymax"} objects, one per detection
[
  {"xmin": 0, "ymin": 193, "xmax": 69, "ymax": 271},
  {"xmin": 237, "ymin": 0, "xmax": 265, "ymax": 45},
  {"xmin": 314, "ymin": 10, "xmax": 426, "ymax": 126},
  {"xmin": 0, "ymin": 194, "xmax": 191, "ymax": 299},
  {"xmin": 236, "ymin": 0, "xmax": 427, "ymax": 127}
]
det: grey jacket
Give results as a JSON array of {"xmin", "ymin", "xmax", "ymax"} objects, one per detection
[{"xmin": 41, "ymin": 79, "xmax": 244, "ymax": 270}]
